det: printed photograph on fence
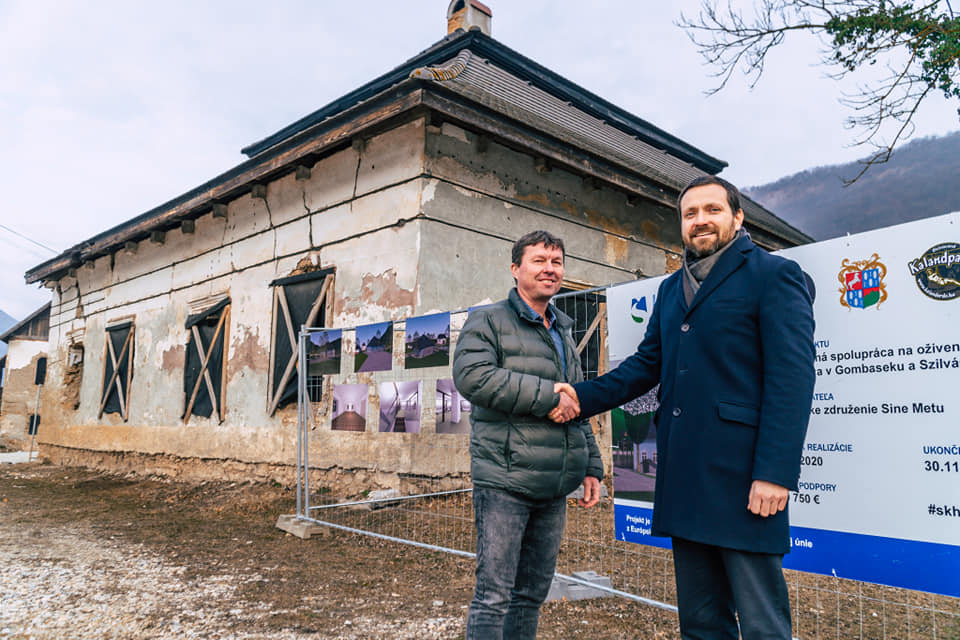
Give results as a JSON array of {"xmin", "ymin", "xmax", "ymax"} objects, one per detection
[
  {"xmin": 435, "ymin": 378, "xmax": 471, "ymax": 434},
  {"xmin": 331, "ymin": 383, "xmax": 368, "ymax": 432},
  {"xmin": 404, "ymin": 312, "xmax": 450, "ymax": 369},
  {"xmin": 307, "ymin": 329, "xmax": 342, "ymax": 376},
  {"xmin": 611, "ymin": 384, "xmax": 659, "ymax": 505},
  {"xmin": 355, "ymin": 321, "xmax": 393, "ymax": 373},
  {"xmin": 378, "ymin": 381, "xmax": 422, "ymax": 433}
]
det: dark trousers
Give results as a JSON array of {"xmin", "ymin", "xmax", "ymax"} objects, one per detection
[
  {"xmin": 465, "ymin": 486, "xmax": 566, "ymax": 640},
  {"xmin": 672, "ymin": 537, "xmax": 792, "ymax": 640}
]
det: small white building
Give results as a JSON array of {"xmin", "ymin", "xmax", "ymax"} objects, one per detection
[{"xmin": 0, "ymin": 304, "xmax": 50, "ymax": 450}]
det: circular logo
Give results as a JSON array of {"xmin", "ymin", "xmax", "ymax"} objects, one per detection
[{"xmin": 909, "ymin": 242, "xmax": 960, "ymax": 301}]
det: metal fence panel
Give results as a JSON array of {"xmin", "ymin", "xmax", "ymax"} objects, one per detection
[{"xmin": 292, "ymin": 290, "xmax": 960, "ymax": 639}]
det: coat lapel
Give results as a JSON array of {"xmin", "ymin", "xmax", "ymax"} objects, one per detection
[{"xmin": 684, "ymin": 235, "xmax": 753, "ymax": 318}]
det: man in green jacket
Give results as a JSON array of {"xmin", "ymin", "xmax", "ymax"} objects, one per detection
[{"xmin": 453, "ymin": 230, "xmax": 604, "ymax": 640}]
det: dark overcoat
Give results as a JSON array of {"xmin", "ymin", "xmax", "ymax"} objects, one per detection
[{"xmin": 574, "ymin": 234, "xmax": 815, "ymax": 554}]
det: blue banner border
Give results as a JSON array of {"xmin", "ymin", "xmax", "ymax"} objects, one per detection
[{"xmin": 614, "ymin": 503, "xmax": 959, "ymax": 598}]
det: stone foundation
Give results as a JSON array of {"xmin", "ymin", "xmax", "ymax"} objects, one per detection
[{"xmin": 38, "ymin": 444, "xmax": 470, "ymax": 497}]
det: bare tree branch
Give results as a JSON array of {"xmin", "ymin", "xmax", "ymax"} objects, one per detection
[{"xmin": 678, "ymin": 0, "xmax": 960, "ymax": 182}]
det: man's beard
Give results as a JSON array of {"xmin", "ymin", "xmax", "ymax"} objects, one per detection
[{"xmin": 685, "ymin": 224, "xmax": 737, "ymax": 258}]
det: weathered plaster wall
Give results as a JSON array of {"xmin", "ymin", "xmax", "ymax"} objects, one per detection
[
  {"xmin": 418, "ymin": 121, "xmax": 686, "ymax": 481},
  {"xmin": 34, "ymin": 115, "xmax": 672, "ymax": 487},
  {"xmin": 422, "ymin": 121, "xmax": 683, "ymax": 298},
  {"xmin": 0, "ymin": 339, "xmax": 47, "ymax": 447},
  {"xmin": 37, "ymin": 118, "xmax": 429, "ymax": 477}
]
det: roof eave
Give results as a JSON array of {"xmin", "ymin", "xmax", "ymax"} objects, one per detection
[
  {"xmin": 0, "ymin": 302, "xmax": 51, "ymax": 344},
  {"xmin": 25, "ymin": 81, "xmax": 430, "ymax": 285},
  {"xmin": 741, "ymin": 195, "xmax": 814, "ymax": 246}
]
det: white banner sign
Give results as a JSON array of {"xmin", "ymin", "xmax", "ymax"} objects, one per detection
[{"xmin": 608, "ymin": 212, "xmax": 960, "ymax": 597}]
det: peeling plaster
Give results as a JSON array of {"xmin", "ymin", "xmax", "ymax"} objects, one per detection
[
  {"xmin": 289, "ymin": 254, "xmax": 326, "ymax": 277},
  {"xmin": 351, "ymin": 269, "xmax": 415, "ymax": 314},
  {"xmin": 4, "ymin": 340, "xmax": 46, "ymax": 370},
  {"xmin": 161, "ymin": 344, "xmax": 185, "ymax": 372},
  {"xmin": 512, "ymin": 191, "xmax": 579, "ymax": 218},
  {"xmin": 665, "ymin": 253, "xmax": 683, "ymax": 273},
  {"xmin": 230, "ymin": 327, "xmax": 269, "ymax": 373},
  {"xmin": 581, "ymin": 208, "xmax": 631, "ymax": 237},
  {"xmin": 640, "ymin": 220, "xmax": 663, "ymax": 245},
  {"xmin": 151, "ymin": 327, "xmax": 185, "ymax": 372},
  {"xmin": 451, "ymin": 183, "xmax": 481, "ymax": 199},
  {"xmin": 604, "ymin": 234, "xmax": 630, "ymax": 267},
  {"xmin": 421, "ymin": 179, "xmax": 438, "ymax": 205}
]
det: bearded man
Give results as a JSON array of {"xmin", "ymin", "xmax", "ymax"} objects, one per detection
[{"xmin": 556, "ymin": 176, "xmax": 815, "ymax": 640}]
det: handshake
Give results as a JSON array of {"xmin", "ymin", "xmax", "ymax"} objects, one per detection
[{"xmin": 547, "ymin": 383, "xmax": 580, "ymax": 423}]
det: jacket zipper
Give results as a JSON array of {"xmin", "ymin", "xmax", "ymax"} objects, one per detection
[
  {"xmin": 504, "ymin": 423, "xmax": 512, "ymax": 472},
  {"xmin": 532, "ymin": 318, "xmax": 571, "ymax": 496},
  {"xmin": 541, "ymin": 322, "xmax": 571, "ymax": 496},
  {"xmin": 556, "ymin": 427, "xmax": 569, "ymax": 497},
  {"xmin": 538, "ymin": 324, "xmax": 566, "ymax": 383}
]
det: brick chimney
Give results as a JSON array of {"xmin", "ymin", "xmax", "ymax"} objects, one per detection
[{"xmin": 447, "ymin": 0, "xmax": 492, "ymax": 36}]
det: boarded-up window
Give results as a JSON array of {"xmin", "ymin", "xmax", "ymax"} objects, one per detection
[
  {"xmin": 99, "ymin": 321, "xmax": 134, "ymax": 420},
  {"xmin": 183, "ymin": 298, "xmax": 230, "ymax": 423},
  {"xmin": 268, "ymin": 269, "xmax": 334, "ymax": 415}
]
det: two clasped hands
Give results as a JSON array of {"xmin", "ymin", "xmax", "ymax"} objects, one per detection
[
  {"xmin": 546, "ymin": 382, "xmax": 579, "ymax": 423},
  {"xmin": 546, "ymin": 382, "xmax": 601, "ymax": 507},
  {"xmin": 547, "ymin": 381, "xmax": 787, "ymax": 517}
]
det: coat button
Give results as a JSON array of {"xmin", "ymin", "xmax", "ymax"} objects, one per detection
[
  {"xmin": 672, "ymin": 408, "xmax": 682, "ymax": 417},
  {"xmin": 680, "ymin": 323, "xmax": 690, "ymax": 332}
]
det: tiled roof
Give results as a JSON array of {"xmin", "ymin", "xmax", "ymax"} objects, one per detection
[
  {"xmin": 242, "ymin": 31, "xmax": 727, "ymax": 175},
  {"xmin": 418, "ymin": 51, "xmax": 810, "ymax": 245}
]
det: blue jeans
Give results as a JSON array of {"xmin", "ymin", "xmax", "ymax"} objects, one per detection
[{"xmin": 465, "ymin": 486, "xmax": 567, "ymax": 640}]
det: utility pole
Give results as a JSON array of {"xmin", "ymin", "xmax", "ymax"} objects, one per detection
[{"xmin": 28, "ymin": 357, "xmax": 46, "ymax": 462}]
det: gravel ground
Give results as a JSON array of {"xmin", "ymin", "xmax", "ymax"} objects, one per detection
[
  {"xmin": 0, "ymin": 465, "xmax": 466, "ymax": 639},
  {"xmin": 0, "ymin": 461, "xmax": 680, "ymax": 639},
  {"xmin": 5, "ymin": 460, "xmax": 957, "ymax": 639}
]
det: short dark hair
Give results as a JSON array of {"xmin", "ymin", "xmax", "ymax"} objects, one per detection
[
  {"xmin": 511, "ymin": 230, "xmax": 565, "ymax": 266},
  {"xmin": 677, "ymin": 175, "xmax": 742, "ymax": 216}
]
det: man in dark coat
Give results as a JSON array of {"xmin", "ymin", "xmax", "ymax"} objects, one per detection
[
  {"xmin": 454, "ymin": 230, "xmax": 603, "ymax": 640},
  {"xmin": 557, "ymin": 176, "xmax": 815, "ymax": 639}
]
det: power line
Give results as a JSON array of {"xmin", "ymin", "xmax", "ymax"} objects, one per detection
[{"xmin": 0, "ymin": 224, "xmax": 58, "ymax": 254}]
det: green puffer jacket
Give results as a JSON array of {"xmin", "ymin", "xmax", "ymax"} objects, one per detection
[{"xmin": 453, "ymin": 289, "xmax": 604, "ymax": 500}]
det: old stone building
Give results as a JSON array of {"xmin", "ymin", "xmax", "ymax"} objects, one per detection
[
  {"xmin": 24, "ymin": 4, "xmax": 809, "ymax": 483},
  {"xmin": 0, "ymin": 303, "xmax": 50, "ymax": 450}
]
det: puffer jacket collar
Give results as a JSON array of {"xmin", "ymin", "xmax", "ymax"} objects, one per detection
[{"xmin": 507, "ymin": 288, "xmax": 573, "ymax": 330}]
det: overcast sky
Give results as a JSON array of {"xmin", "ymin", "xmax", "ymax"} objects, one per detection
[{"xmin": 2, "ymin": 0, "xmax": 957, "ymax": 320}]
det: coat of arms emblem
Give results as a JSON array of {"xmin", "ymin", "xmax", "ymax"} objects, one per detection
[{"xmin": 838, "ymin": 254, "xmax": 887, "ymax": 309}]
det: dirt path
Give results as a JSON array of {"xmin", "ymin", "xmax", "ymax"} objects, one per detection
[{"xmin": 1, "ymin": 462, "xmax": 678, "ymax": 639}]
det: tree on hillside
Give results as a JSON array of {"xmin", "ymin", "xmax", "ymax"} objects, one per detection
[{"xmin": 679, "ymin": 1, "xmax": 960, "ymax": 182}]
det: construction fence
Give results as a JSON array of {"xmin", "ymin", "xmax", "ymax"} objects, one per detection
[{"xmin": 290, "ymin": 288, "xmax": 960, "ymax": 640}]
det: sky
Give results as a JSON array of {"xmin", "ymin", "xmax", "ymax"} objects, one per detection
[{"xmin": 1, "ymin": 0, "xmax": 958, "ymax": 321}]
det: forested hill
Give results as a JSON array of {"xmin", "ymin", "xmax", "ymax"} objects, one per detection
[{"xmin": 744, "ymin": 131, "xmax": 960, "ymax": 241}]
